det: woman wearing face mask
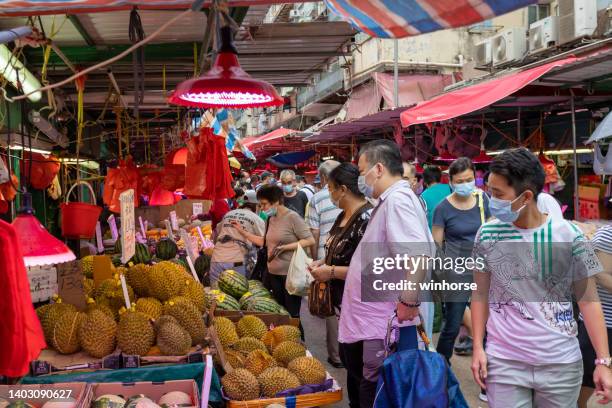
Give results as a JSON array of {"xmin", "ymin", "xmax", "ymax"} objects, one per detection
[
  {"xmin": 307, "ymin": 163, "xmax": 372, "ymax": 408},
  {"xmin": 231, "ymin": 185, "xmax": 315, "ymax": 336},
  {"xmin": 431, "ymin": 157, "xmax": 491, "ymax": 366}
]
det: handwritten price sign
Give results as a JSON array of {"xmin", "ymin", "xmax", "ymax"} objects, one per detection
[{"xmin": 120, "ymin": 189, "xmax": 136, "ymax": 264}]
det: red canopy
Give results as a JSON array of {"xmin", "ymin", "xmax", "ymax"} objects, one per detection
[
  {"xmin": 243, "ymin": 127, "xmax": 296, "ymax": 150},
  {"xmin": 400, "ymin": 57, "xmax": 577, "ymax": 127}
]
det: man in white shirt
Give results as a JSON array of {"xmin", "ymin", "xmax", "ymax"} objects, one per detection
[
  {"xmin": 306, "ymin": 160, "xmax": 342, "ymax": 367},
  {"xmin": 537, "ymin": 191, "xmax": 564, "ymax": 221}
]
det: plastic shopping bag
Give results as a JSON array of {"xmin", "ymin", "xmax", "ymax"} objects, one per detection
[{"xmin": 285, "ymin": 243, "xmax": 313, "ymax": 296}]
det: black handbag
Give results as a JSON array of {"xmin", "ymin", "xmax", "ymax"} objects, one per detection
[{"xmin": 249, "ymin": 218, "xmax": 270, "ymax": 287}]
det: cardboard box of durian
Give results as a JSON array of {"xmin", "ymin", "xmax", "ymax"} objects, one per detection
[{"xmin": 211, "ymin": 313, "xmax": 342, "ymax": 408}]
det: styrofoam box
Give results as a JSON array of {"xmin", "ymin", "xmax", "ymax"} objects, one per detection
[
  {"xmin": 88, "ymin": 380, "xmax": 199, "ymax": 408},
  {"xmin": 0, "ymin": 382, "xmax": 88, "ymax": 407}
]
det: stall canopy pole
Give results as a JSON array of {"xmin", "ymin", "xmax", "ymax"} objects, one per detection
[
  {"xmin": 393, "ymin": 39, "xmax": 399, "ymax": 108},
  {"xmin": 517, "ymin": 107, "xmax": 522, "ymax": 143},
  {"xmin": 570, "ymin": 92, "xmax": 579, "ymax": 220}
]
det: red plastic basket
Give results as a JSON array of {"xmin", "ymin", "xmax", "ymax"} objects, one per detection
[{"xmin": 61, "ymin": 181, "xmax": 102, "ymax": 239}]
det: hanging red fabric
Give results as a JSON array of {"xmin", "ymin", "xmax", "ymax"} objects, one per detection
[
  {"xmin": 21, "ymin": 152, "xmax": 60, "ymax": 190},
  {"xmin": 102, "ymin": 156, "xmax": 140, "ymax": 213},
  {"xmin": 0, "ymin": 219, "xmax": 46, "ymax": 377}
]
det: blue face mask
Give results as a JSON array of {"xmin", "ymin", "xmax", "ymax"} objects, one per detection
[
  {"xmin": 488, "ymin": 194, "xmax": 526, "ymax": 223},
  {"xmin": 452, "ymin": 181, "xmax": 476, "ymax": 197},
  {"xmin": 265, "ymin": 207, "xmax": 277, "ymax": 217},
  {"xmin": 283, "ymin": 184, "xmax": 294, "ymax": 194},
  {"xmin": 357, "ymin": 166, "xmax": 376, "ymax": 198}
]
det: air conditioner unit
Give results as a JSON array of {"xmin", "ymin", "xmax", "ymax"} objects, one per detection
[
  {"xmin": 558, "ymin": 0, "xmax": 597, "ymax": 45},
  {"xmin": 474, "ymin": 39, "xmax": 492, "ymax": 67},
  {"xmin": 529, "ymin": 16, "xmax": 559, "ymax": 53},
  {"xmin": 491, "ymin": 28, "xmax": 527, "ymax": 66}
]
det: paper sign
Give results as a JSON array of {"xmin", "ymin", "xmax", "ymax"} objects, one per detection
[
  {"xmin": 138, "ymin": 216, "xmax": 146, "ymax": 237},
  {"xmin": 164, "ymin": 220, "xmax": 175, "ymax": 242},
  {"xmin": 186, "ymin": 256, "xmax": 200, "ymax": 283},
  {"xmin": 120, "ymin": 189, "xmax": 136, "ymax": 264},
  {"xmin": 201, "ymin": 354, "xmax": 214, "ymax": 408},
  {"xmin": 108, "ymin": 215, "xmax": 118, "ymax": 241},
  {"xmin": 170, "ymin": 210, "xmax": 179, "ymax": 231},
  {"xmin": 193, "ymin": 202, "xmax": 203, "ymax": 217},
  {"xmin": 119, "ymin": 274, "xmax": 132, "ymax": 309},
  {"xmin": 180, "ymin": 230, "xmax": 198, "ymax": 264},
  {"xmin": 196, "ymin": 227, "xmax": 206, "ymax": 250},
  {"xmin": 95, "ymin": 222, "xmax": 104, "ymax": 254},
  {"xmin": 135, "ymin": 232, "xmax": 146, "ymax": 244},
  {"xmin": 93, "ymin": 255, "xmax": 113, "ymax": 288},
  {"xmin": 56, "ymin": 260, "xmax": 87, "ymax": 310}
]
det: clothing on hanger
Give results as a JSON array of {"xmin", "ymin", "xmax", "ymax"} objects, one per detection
[{"xmin": 593, "ymin": 142, "xmax": 612, "ymax": 175}]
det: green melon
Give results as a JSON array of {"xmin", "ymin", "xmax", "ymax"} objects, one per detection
[
  {"xmin": 114, "ymin": 241, "xmax": 151, "ymax": 264},
  {"xmin": 218, "ymin": 269, "xmax": 248, "ymax": 299},
  {"xmin": 156, "ymin": 239, "xmax": 178, "ymax": 260},
  {"xmin": 246, "ymin": 297, "xmax": 281, "ymax": 313}
]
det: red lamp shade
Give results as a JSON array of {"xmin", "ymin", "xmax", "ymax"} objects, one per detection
[
  {"xmin": 169, "ymin": 27, "xmax": 284, "ymax": 109},
  {"xmin": 472, "ymin": 150, "xmax": 493, "ymax": 164},
  {"xmin": 12, "ymin": 194, "xmax": 75, "ymax": 267}
]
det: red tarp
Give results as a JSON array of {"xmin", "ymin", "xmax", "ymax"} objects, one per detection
[
  {"xmin": 242, "ymin": 127, "xmax": 296, "ymax": 150},
  {"xmin": 400, "ymin": 57, "xmax": 578, "ymax": 127}
]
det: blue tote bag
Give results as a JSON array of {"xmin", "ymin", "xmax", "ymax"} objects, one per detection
[{"xmin": 373, "ymin": 314, "xmax": 468, "ymax": 408}]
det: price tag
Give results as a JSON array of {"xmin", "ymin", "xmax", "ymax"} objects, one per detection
[
  {"xmin": 119, "ymin": 274, "xmax": 132, "ymax": 309},
  {"xmin": 180, "ymin": 230, "xmax": 198, "ymax": 264},
  {"xmin": 170, "ymin": 210, "xmax": 179, "ymax": 231},
  {"xmin": 93, "ymin": 255, "xmax": 113, "ymax": 288},
  {"xmin": 56, "ymin": 260, "xmax": 87, "ymax": 310},
  {"xmin": 120, "ymin": 189, "xmax": 136, "ymax": 264},
  {"xmin": 139, "ymin": 216, "xmax": 146, "ymax": 237},
  {"xmin": 193, "ymin": 202, "xmax": 203, "ymax": 217},
  {"xmin": 122, "ymin": 355, "xmax": 141, "ymax": 369},
  {"xmin": 95, "ymin": 221, "xmax": 104, "ymax": 254},
  {"xmin": 196, "ymin": 227, "xmax": 206, "ymax": 250},
  {"xmin": 108, "ymin": 215, "xmax": 118, "ymax": 241},
  {"xmin": 186, "ymin": 256, "xmax": 200, "ymax": 283},
  {"xmin": 165, "ymin": 220, "xmax": 175, "ymax": 242}
]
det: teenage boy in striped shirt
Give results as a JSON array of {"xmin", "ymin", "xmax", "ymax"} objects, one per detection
[{"xmin": 471, "ymin": 148, "xmax": 611, "ymax": 408}]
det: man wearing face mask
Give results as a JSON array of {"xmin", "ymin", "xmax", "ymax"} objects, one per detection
[
  {"xmin": 431, "ymin": 157, "xmax": 490, "ymax": 367},
  {"xmin": 339, "ymin": 140, "xmax": 436, "ymax": 408},
  {"xmin": 279, "ymin": 169, "xmax": 309, "ymax": 218},
  {"xmin": 471, "ymin": 148, "xmax": 611, "ymax": 408}
]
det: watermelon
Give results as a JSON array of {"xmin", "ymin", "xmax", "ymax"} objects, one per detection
[
  {"xmin": 156, "ymin": 239, "xmax": 177, "ymax": 260},
  {"xmin": 194, "ymin": 254, "xmax": 211, "ymax": 278},
  {"xmin": 171, "ymin": 257, "xmax": 190, "ymax": 272},
  {"xmin": 248, "ymin": 280, "xmax": 264, "ymax": 290},
  {"xmin": 239, "ymin": 287, "xmax": 272, "ymax": 309},
  {"xmin": 246, "ymin": 297, "xmax": 281, "ymax": 313},
  {"xmin": 206, "ymin": 290, "xmax": 240, "ymax": 311},
  {"xmin": 131, "ymin": 243, "xmax": 152, "ymax": 264},
  {"xmin": 218, "ymin": 269, "xmax": 248, "ymax": 299}
]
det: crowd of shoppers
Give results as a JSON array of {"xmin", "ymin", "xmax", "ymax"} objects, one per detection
[{"xmin": 212, "ymin": 142, "xmax": 611, "ymax": 408}]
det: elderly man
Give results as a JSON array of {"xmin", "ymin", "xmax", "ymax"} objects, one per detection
[
  {"xmin": 279, "ymin": 169, "xmax": 309, "ymax": 218},
  {"xmin": 339, "ymin": 140, "xmax": 435, "ymax": 408},
  {"xmin": 306, "ymin": 160, "xmax": 342, "ymax": 367}
]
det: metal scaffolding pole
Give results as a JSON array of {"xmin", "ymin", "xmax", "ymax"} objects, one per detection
[{"xmin": 570, "ymin": 93, "xmax": 579, "ymax": 220}]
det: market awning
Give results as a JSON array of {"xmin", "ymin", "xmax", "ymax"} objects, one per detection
[
  {"xmin": 324, "ymin": 0, "xmax": 537, "ymax": 38},
  {"xmin": 0, "ymin": 1, "xmax": 300, "ymax": 16},
  {"xmin": 243, "ymin": 127, "xmax": 297, "ymax": 149},
  {"xmin": 400, "ymin": 56, "xmax": 578, "ymax": 128}
]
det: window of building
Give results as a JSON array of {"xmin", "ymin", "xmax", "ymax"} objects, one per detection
[{"xmin": 528, "ymin": 4, "xmax": 551, "ymax": 25}]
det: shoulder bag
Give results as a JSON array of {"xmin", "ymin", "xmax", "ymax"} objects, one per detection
[
  {"xmin": 308, "ymin": 204, "xmax": 369, "ymax": 318},
  {"xmin": 249, "ymin": 217, "xmax": 271, "ymax": 287}
]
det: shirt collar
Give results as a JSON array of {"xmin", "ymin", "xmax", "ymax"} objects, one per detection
[{"xmin": 377, "ymin": 179, "xmax": 410, "ymax": 203}]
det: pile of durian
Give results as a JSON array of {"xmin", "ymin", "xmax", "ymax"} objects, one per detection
[
  {"xmin": 36, "ymin": 260, "xmax": 207, "ymax": 358},
  {"xmin": 215, "ymin": 315, "xmax": 328, "ymax": 401}
]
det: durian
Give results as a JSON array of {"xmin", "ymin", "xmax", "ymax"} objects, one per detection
[
  {"xmin": 154, "ymin": 315, "xmax": 180, "ymax": 331},
  {"xmin": 162, "ymin": 299, "xmax": 206, "ymax": 345},
  {"xmin": 156, "ymin": 321, "xmax": 192, "ymax": 356},
  {"xmin": 221, "ymin": 368, "xmax": 260, "ymax": 401},
  {"xmin": 83, "ymin": 278, "xmax": 95, "ymax": 298},
  {"xmin": 213, "ymin": 317, "xmax": 239, "ymax": 347},
  {"xmin": 272, "ymin": 341, "xmax": 306, "ymax": 366},
  {"xmin": 232, "ymin": 337, "xmax": 267, "ymax": 355},
  {"xmin": 287, "ymin": 356, "xmax": 327, "ymax": 385},
  {"xmin": 52, "ymin": 310, "xmax": 85, "ymax": 354},
  {"xmin": 179, "ymin": 280, "xmax": 206, "ymax": 312},
  {"xmin": 39, "ymin": 301, "xmax": 77, "ymax": 346},
  {"xmin": 126, "ymin": 263, "xmax": 151, "ymax": 297},
  {"xmin": 224, "ymin": 349, "xmax": 246, "ymax": 369},
  {"xmin": 79, "ymin": 309, "xmax": 117, "ymax": 358},
  {"xmin": 244, "ymin": 349, "xmax": 278, "ymax": 376},
  {"xmin": 117, "ymin": 310, "xmax": 155, "ymax": 356},
  {"xmin": 81, "ymin": 255, "xmax": 94, "ymax": 278},
  {"xmin": 148, "ymin": 262, "xmax": 185, "ymax": 301},
  {"xmin": 86, "ymin": 299, "xmax": 115, "ymax": 321},
  {"xmin": 262, "ymin": 325, "xmax": 301, "ymax": 352},
  {"xmin": 257, "ymin": 367, "xmax": 301, "ymax": 397},
  {"xmin": 136, "ymin": 297, "xmax": 163, "ymax": 320},
  {"xmin": 236, "ymin": 315, "xmax": 267, "ymax": 339}
]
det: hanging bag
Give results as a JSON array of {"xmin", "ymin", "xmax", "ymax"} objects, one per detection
[
  {"xmin": 285, "ymin": 242, "xmax": 313, "ymax": 296},
  {"xmin": 374, "ymin": 313, "xmax": 468, "ymax": 408},
  {"xmin": 60, "ymin": 181, "xmax": 103, "ymax": 239}
]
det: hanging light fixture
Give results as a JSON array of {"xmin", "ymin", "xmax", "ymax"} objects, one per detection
[
  {"xmin": 472, "ymin": 143, "xmax": 493, "ymax": 164},
  {"xmin": 169, "ymin": 26, "xmax": 284, "ymax": 109},
  {"xmin": 434, "ymin": 152, "xmax": 457, "ymax": 162},
  {"xmin": 12, "ymin": 193, "xmax": 75, "ymax": 267}
]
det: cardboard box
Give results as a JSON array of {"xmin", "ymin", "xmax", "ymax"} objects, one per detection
[
  {"xmin": 88, "ymin": 380, "xmax": 199, "ymax": 408},
  {"xmin": 0, "ymin": 382, "xmax": 89, "ymax": 407}
]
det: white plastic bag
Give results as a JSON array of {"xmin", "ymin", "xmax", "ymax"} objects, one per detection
[
  {"xmin": 0, "ymin": 157, "xmax": 8, "ymax": 184},
  {"xmin": 285, "ymin": 243, "xmax": 313, "ymax": 296}
]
